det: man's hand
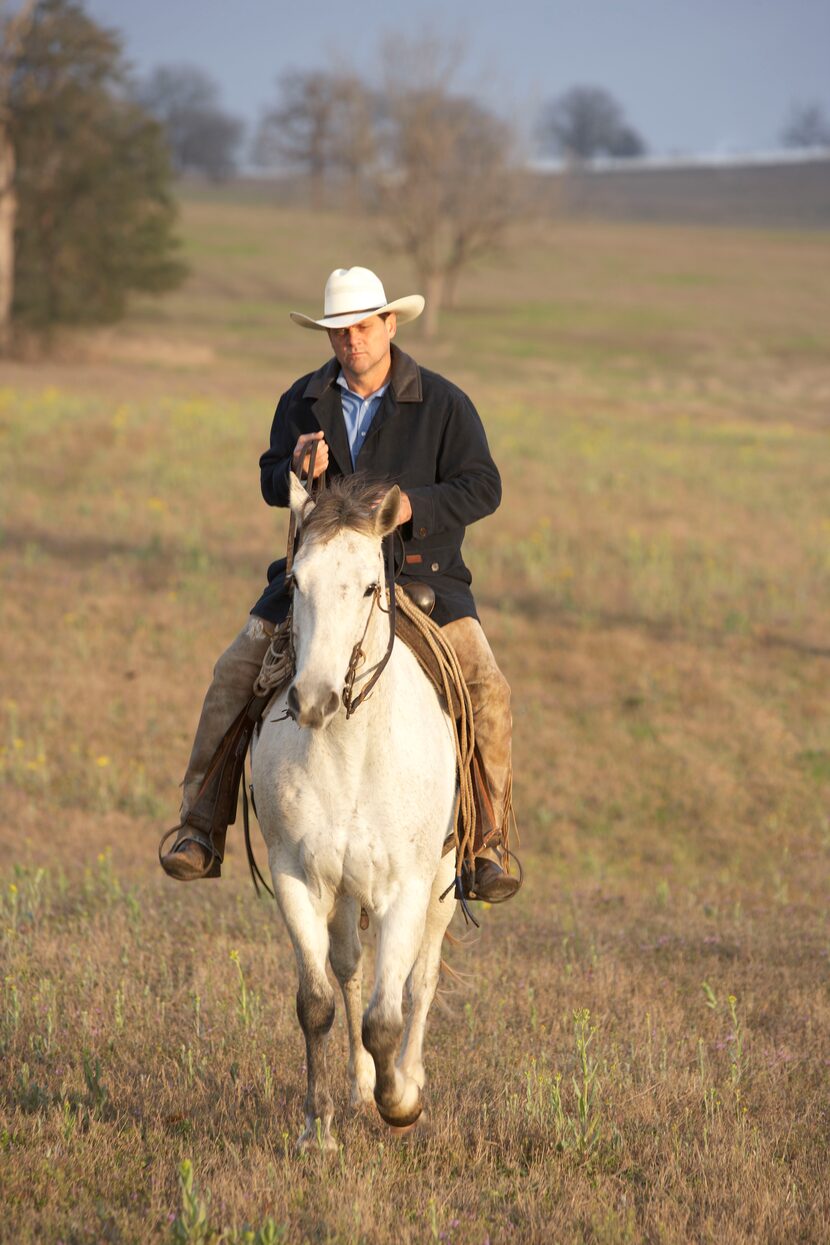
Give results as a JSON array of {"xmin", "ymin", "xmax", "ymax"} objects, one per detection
[{"xmin": 292, "ymin": 431, "xmax": 329, "ymax": 478}]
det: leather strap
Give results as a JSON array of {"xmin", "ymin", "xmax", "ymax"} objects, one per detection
[
  {"xmin": 285, "ymin": 438, "xmax": 327, "ymax": 580},
  {"xmin": 342, "ymin": 533, "xmax": 398, "ymax": 718}
]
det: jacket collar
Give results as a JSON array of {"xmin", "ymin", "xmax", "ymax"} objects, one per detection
[{"xmin": 302, "ymin": 343, "xmax": 422, "ymax": 403}]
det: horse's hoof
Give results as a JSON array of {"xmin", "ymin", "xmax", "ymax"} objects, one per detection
[
  {"xmin": 388, "ymin": 1121, "xmax": 417, "ymax": 1136},
  {"xmin": 376, "ymin": 1095, "xmax": 422, "ymax": 1129},
  {"xmin": 296, "ymin": 1129, "xmax": 338, "ymax": 1155},
  {"xmin": 388, "ymin": 1107, "xmax": 429, "ymax": 1139}
]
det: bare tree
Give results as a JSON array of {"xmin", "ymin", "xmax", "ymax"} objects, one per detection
[
  {"xmin": 373, "ymin": 40, "xmax": 520, "ymax": 336},
  {"xmin": 537, "ymin": 85, "xmax": 646, "ymax": 161},
  {"xmin": 254, "ymin": 69, "xmax": 377, "ymax": 206},
  {"xmin": 254, "ymin": 43, "xmax": 520, "ymax": 332},
  {"xmin": 137, "ymin": 64, "xmax": 243, "ymax": 181},
  {"xmin": 0, "ymin": 0, "xmax": 36, "ymax": 353},
  {"xmin": 780, "ymin": 101, "xmax": 830, "ymax": 150}
]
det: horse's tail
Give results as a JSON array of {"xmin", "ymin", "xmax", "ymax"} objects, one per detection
[{"xmin": 435, "ymin": 925, "xmax": 476, "ymax": 1011}]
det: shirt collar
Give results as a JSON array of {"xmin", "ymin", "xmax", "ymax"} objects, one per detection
[
  {"xmin": 336, "ymin": 371, "xmax": 389, "ymax": 401},
  {"xmin": 303, "ymin": 346, "xmax": 422, "ymax": 403}
]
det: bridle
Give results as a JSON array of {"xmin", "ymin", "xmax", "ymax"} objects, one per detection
[
  {"xmin": 341, "ymin": 534, "xmax": 398, "ymax": 718},
  {"xmin": 287, "ymin": 442, "xmax": 400, "ymax": 720}
]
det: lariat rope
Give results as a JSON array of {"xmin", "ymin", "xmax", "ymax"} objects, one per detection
[
  {"xmin": 392, "ymin": 586, "xmax": 479, "ymax": 878},
  {"xmin": 253, "ymin": 615, "xmax": 294, "ymax": 700}
]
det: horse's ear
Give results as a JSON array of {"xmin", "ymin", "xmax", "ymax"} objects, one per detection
[
  {"xmin": 289, "ymin": 471, "xmax": 316, "ymax": 526},
  {"xmin": 373, "ymin": 485, "xmax": 401, "ymax": 538}
]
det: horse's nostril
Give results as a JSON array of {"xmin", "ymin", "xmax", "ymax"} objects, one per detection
[{"xmin": 288, "ymin": 683, "xmax": 340, "ymax": 728}]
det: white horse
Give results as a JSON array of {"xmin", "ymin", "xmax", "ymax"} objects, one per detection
[{"xmin": 252, "ymin": 473, "xmax": 457, "ymax": 1150}]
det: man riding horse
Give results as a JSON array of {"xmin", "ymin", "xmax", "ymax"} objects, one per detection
[{"xmin": 160, "ymin": 266, "xmax": 520, "ymax": 902}]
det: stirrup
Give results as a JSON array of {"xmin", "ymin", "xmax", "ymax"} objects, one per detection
[
  {"xmin": 461, "ymin": 847, "xmax": 524, "ymax": 904},
  {"xmin": 158, "ymin": 821, "xmax": 222, "ymax": 880}
]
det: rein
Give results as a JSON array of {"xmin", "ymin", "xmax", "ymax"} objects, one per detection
[{"xmin": 285, "ymin": 439, "xmax": 326, "ymax": 582}]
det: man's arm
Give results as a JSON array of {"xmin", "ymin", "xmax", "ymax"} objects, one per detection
[{"xmin": 404, "ymin": 392, "xmax": 502, "ymax": 540}]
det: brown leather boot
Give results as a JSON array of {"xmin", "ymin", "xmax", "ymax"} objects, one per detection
[
  {"xmin": 462, "ymin": 840, "xmax": 521, "ymax": 903},
  {"xmin": 159, "ymin": 823, "xmax": 219, "ymax": 880}
]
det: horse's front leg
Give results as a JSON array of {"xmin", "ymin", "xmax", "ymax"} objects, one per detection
[
  {"xmin": 328, "ymin": 897, "xmax": 375, "ymax": 1109},
  {"xmin": 363, "ymin": 883, "xmax": 432, "ymax": 1128},
  {"xmin": 399, "ymin": 855, "xmax": 455, "ymax": 1092},
  {"xmin": 272, "ymin": 870, "xmax": 338, "ymax": 1152}
]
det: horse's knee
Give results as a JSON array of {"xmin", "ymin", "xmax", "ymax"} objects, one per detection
[{"xmin": 296, "ymin": 979, "xmax": 335, "ymax": 1037}]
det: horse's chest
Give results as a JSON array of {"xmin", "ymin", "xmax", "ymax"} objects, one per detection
[
  {"xmin": 299, "ymin": 820, "xmax": 395, "ymax": 891},
  {"xmin": 254, "ymin": 684, "xmax": 453, "ymax": 903},
  {"xmin": 268, "ymin": 776, "xmax": 430, "ymax": 906}
]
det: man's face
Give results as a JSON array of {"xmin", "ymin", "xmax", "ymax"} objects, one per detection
[{"xmin": 327, "ymin": 313, "xmax": 396, "ymax": 383}]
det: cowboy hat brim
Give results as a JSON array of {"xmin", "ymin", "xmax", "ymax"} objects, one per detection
[{"xmin": 289, "ymin": 294, "xmax": 425, "ymax": 331}]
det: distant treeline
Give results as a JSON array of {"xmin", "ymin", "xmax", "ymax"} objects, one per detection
[
  {"xmin": 2, "ymin": 0, "xmax": 829, "ymax": 350},
  {"xmin": 536, "ymin": 158, "xmax": 830, "ymax": 230}
]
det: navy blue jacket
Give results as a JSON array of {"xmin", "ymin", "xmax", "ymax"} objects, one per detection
[{"xmin": 250, "ymin": 344, "xmax": 501, "ymax": 628}]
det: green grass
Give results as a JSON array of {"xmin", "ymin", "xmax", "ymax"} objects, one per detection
[{"xmin": 0, "ymin": 192, "xmax": 829, "ymax": 1242}]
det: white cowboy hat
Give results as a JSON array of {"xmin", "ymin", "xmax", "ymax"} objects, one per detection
[{"xmin": 290, "ymin": 266, "xmax": 424, "ymax": 331}]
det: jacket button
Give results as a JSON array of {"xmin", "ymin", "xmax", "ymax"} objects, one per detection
[
  {"xmin": 431, "ymin": 561, "xmax": 439, "ymax": 572},
  {"xmin": 418, "ymin": 526, "xmax": 427, "ymax": 537}
]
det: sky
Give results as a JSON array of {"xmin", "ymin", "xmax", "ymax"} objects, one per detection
[{"xmin": 84, "ymin": 0, "xmax": 830, "ymax": 158}]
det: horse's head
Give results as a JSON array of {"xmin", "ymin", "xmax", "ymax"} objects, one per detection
[{"xmin": 286, "ymin": 473, "xmax": 401, "ymax": 729}]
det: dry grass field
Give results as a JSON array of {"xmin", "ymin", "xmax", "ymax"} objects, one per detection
[{"xmin": 1, "ymin": 189, "xmax": 829, "ymax": 1243}]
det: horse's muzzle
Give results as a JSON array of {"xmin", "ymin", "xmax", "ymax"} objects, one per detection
[{"xmin": 286, "ymin": 682, "xmax": 341, "ymax": 729}]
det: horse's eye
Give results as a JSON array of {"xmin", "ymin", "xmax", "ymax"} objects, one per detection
[{"xmin": 364, "ymin": 583, "xmax": 377, "ymax": 598}]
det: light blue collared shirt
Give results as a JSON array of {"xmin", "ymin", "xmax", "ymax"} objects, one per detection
[{"xmin": 336, "ymin": 373, "xmax": 389, "ymax": 466}]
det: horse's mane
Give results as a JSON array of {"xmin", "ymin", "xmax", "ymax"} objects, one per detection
[{"xmin": 302, "ymin": 475, "xmax": 390, "ymax": 545}]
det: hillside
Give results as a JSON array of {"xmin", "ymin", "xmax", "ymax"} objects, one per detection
[{"xmin": 1, "ymin": 196, "xmax": 829, "ymax": 1242}]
